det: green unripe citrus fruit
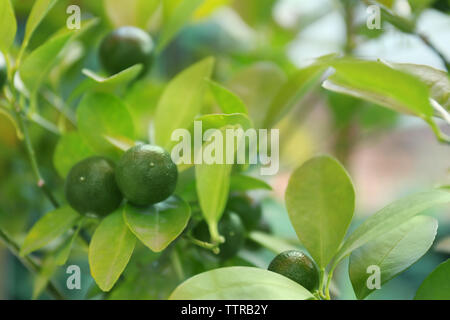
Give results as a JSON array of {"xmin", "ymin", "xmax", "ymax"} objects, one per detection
[
  {"xmin": 99, "ymin": 26, "xmax": 154, "ymax": 75},
  {"xmin": 65, "ymin": 156, "xmax": 123, "ymax": 217},
  {"xmin": 193, "ymin": 212, "xmax": 246, "ymax": 261},
  {"xmin": 226, "ymin": 194, "xmax": 262, "ymax": 231},
  {"xmin": 115, "ymin": 144, "xmax": 178, "ymax": 206},
  {"xmin": 268, "ymin": 250, "xmax": 320, "ymax": 291},
  {"xmin": 0, "ymin": 51, "xmax": 7, "ymax": 90}
]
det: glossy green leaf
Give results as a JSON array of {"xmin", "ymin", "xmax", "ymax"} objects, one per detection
[
  {"xmin": 22, "ymin": 0, "xmax": 60, "ymax": 51},
  {"xmin": 55, "ymin": 221, "xmax": 84, "ymax": 266},
  {"xmin": 82, "ymin": 65, "xmax": 143, "ymax": 93},
  {"xmin": 0, "ymin": 0, "xmax": 17, "ymax": 51},
  {"xmin": 19, "ymin": 32, "xmax": 73, "ymax": 95},
  {"xmin": 227, "ymin": 62, "xmax": 286, "ymax": 128},
  {"xmin": 53, "ymin": 132, "xmax": 96, "ymax": 178},
  {"xmin": 154, "ymin": 57, "xmax": 214, "ymax": 149},
  {"xmin": 208, "ymin": 80, "xmax": 248, "ymax": 114},
  {"xmin": 323, "ymin": 59, "xmax": 433, "ymax": 117},
  {"xmin": 33, "ymin": 254, "xmax": 58, "ymax": 299},
  {"xmin": 194, "ymin": 0, "xmax": 230, "ymax": 19},
  {"xmin": 156, "ymin": 0, "xmax": 205, "ymax": 52},
  {"xmin": 77, "ymin": 92, "xmax": 134, "ymax": 158},
  {"xmin": 414, "ymin": 259, "xmax": 450, "ymax": 300},
  {"xmin": 230, "ymin": 174, "xmax": 272, "ymax": 192},
  {"xmin": 123, "ymin": 196, "xmax": 191, "ymax": 252},
  {"xmin": 169, "ymin": 267, "xmax": 314, "ymax": 299},
  {"xmin": 333, "ymin": 190, "xmax": 450, "ymax": 268},
  {"xmin": 263, "ymin": 63, "xmax": 327, "ymax": 127},
  {"xmin": 349, "ymin": 215, "xmax": 438, "ymax": 299},
  {"xmin": 285, "ymin": 155, "xmax": 355, "ymax": 268},
  {"xmin": 20, "ymin": 205, "xmax": 80, "ymax": 256},
  {"xmin": 89, "ymin": 210, "xmax": 137, "ymax": 292}
]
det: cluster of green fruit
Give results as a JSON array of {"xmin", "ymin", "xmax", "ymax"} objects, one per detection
[
  {"xmin": 65, "ymin": 144, "xmax": 178, "ymax": 217},
  {"xmin": 192, "ymin": 193, "xmax": 266, "ymax": 261}
]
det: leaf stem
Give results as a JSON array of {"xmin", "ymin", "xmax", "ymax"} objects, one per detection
[
  {"xmin": 418, "ymin": 33, "xmax": 450, "ymax": 72},
  {"xmin": 0, "ymin": 228, "xmax": 65, "ymax": 300}
]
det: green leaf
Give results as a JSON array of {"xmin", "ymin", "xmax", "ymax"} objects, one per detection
[
  {"xmin": 156, "ymin": 0, "xmax": 205, "ymax": 53},
  {"xmin": 323, "ymin": 59, "xmax": 433, "ymax": 118},
  {"xmin": 230, "ymin": 174, "xmax": 272, "ymax": 192},
  {"xmin": 20, "ymin": 205, "xmax": 80, "ymax": 256},
  {"xmin": 82, "ymin": 65, "xmax": 143, "ymax": 93},
  {"xmin": 19, "ymin": 32, "xmax": 73, "ymax": 95},
  {"xmin": 0, "ymin": 0, "xmax": 17, "ymax": 51},
  {"xmin": 104, "ymin": 0, "xmax": 160, "ymax": 28},
  {"xmin": 123, "ymin": 196, "xmax": 191, "ymax": 252},
  {"xmin": 285, "ymin": 155, "xmax": 355, "ymax": 268},
  {"xmin": 392, "ymin": 63, "xmax": 450, "ymax": 111},
  {"xmin": 22, "ymin": 0, "xmax": 60, "ymax": 51},
  {"xmin": 169, "ymin": 266, "xmax": 314, "ymax": 299},
  {"xmin": 77, "ymin": 92, "xmax": 135, "ymax": 158},
  {"xmin": 53, "ymin": 132, "xmax": 96, "ymax": 178},
  {"xmin": 154, "ymin": 57, "xmax": 214, "ymax": 149},
  {"xmin": 33, "ymin": 254, "xmax": 58, "ymax": 299},
  {"xmin": 349, "ymin": 215, "xmax": 438, "ymax": 299},
  {"xmin": 263, "ymin": 63, "xmax": 327, "ymax": 128},
  {"xmin": 227, "ymin": 62, "xmax": 286, "ymax": 128},
  {"xmin": 415, "ymin": 259, "xmax": 450, "ymax": 300},
  {"xmin": 208, "ymin": 80, "xmax": 248, "ymax": 114},
  {"xmin": 89, "ymin": 210, "xmax": 136, "ymax": 292},
  {"xmin": 333, "ymin": 190, "xmax": 450, "ymax": 268},
  {"xmin": 196, "ymin": 113, "xmax": 253, "ymax": 132},
  {"xmin": 55, "ymin": 220, "xmax": 84, "ymax": 265}
]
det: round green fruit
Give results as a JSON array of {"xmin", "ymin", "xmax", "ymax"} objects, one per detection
[
  {"xmin": 268, "ymin": 250, "xmax": 320, "ymax": 291},
  {"xmin": 0, "ymin": 51, "xmax": 7, "ymax": 90},
  {"xmin": 193, "ymin": 212, "xmax": 246, "ymax": 261},
  {"xmin": 226, "ymin": 194, "xmax": 262, "ymax": 231},
  {"xmin": 65, "ymin": 156, "xmax": 123, "ymax": 217},
  {"xmin": 115, "ymin": 144, "xmax": 178, "ymax": 206},
  {"xmin": 99, "ymin": 26, "xmax": 154, "ymax": 75}
]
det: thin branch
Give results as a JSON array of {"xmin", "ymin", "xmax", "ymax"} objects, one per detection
[
  {"xmin": 0, "ymin": 228, "xmax": 65, "ymax": 300},
  {"xmin": 418, "ymin": 33, "xmax": 450, "ymax": 72}
]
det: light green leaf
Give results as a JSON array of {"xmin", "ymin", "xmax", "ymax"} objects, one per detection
[
  {"xmin": 323, "ymin": 59, "xmax": 433, "ymax": 117},
  {"xmin": 208, "ymin": 80, "xmax": 248, "ymax": 114},
  {"xmin": 55, "ymin": 220, "xmax": 84, "ymax": 266},
  {"xmin": 0, "ymin": 0, "xmax": 17, "ymax": 51},
  {"xmin": 33, "ymin": 254, "xmax": 58, "ymax": 299},
  {"xmin": 227, "ymin": 62, "xmax": 287, "ymax": 128},
  {"xmin": 89, "ymin": 210, "xmax": 137, "ymax": 292},
  {"xmin": 333, "ymin": 190, "xmax": 450, "ymax": 268},
  {"xmin": 77, "ymin": 92, "xmax": 134, "ymax": 159},
  {"xmin": 263, "ymin": 63, "xmax": 327, "ymax": 128},
  {"xmin": 285, "ymin": 155, "xmax": 355, "ymax": 268},
  {"xmin": 249, "ymin": 232, "xmax": 300, "ymax": 254},
  {"xmin": 169, "ymin": 266, "xmax": 314, "ymax": 299},
  {"xmin": 414, "ymin": 259, "xmax": 450, "ymax": 300},
  {"xmin": 53, "ymin": 132, "xmax": 96, "ymax": 178},
  {"xmin": 349, "ymin": 215, "xmax": 438, "ymax": 299},
  {"xmin": 123, "ymin": 196, "xmax": 191, "ymax": 252},
  {"xmin": 196, "ymin": 113, "xmax": 253, "ymax": 132},
  {"xmin": 230, "ymin": 174, "xmax": 272, "ymax": 192},
  {"xmin": 81, "ymin": 65, "xmax": 143, "ymax": 93},
  {"xmin": 156, "ymin": 0, "xmax": 205, "ymax": 53},
  {"xmin": 104, "ymin": 0, "xmax": 160, "ymax": 28},
  {"xmin": 154, "ymin": 57, "xmax": 214, "ymax": 149},
  {"xmin": 19, "ymin": 32, "xmax": 73, "ymax": 95},
  {"xmin": 20, "ymin": 205, "xmax": 80, "ymax": 256},
  {"xmin": 392, "ymin": 63, "xmax": 450, "ymax": 111},
  {"xmin": 22, "ymin": 0, "xmax": 60, "ymax": 51}
]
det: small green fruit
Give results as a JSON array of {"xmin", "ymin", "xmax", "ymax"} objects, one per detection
[
  {"xmin": 268, "ymin": 250, "xmax": 320, "ymax": 291},
  {"xmin": 193, "ymin": 212, "xmax": 246, "ymax": 261},
  {"xmin": 99, "ymin": 26, "xmax": 154, "ymax": 75},
  {"xmin": 115, "ymin": 144, "xmax": 178, "ymax": 206},
  {"xmin": 65, "ymin": 156, "xmax": 123, "ymax": 217},
  {"xmin": 0, "ymin": 51, "xmax": 7, "ymax": 90}
]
